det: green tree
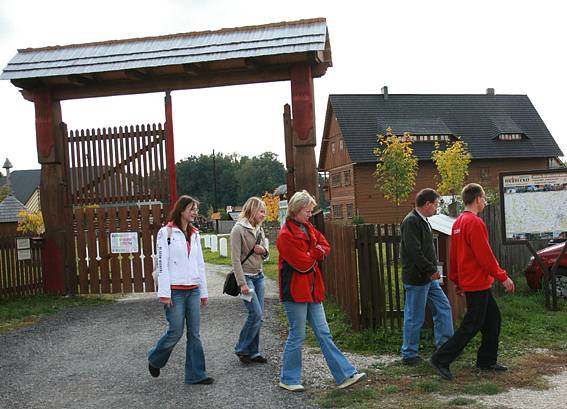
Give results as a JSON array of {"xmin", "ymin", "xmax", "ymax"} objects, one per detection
[
  {"xmin": 235, "ymin": 152, "xmax": 286, "ymax": 203},
  {"xmin": 175, "ymin": 151, "xmax": 286, "ymax": 211},
  {"xmin": 431, "ymin": 140, "xmax": 471, "ymax": 216},
  {"xmin": 374, "ymin": 129, "xmax": 418, "ymax": 218},
  {"xmin": 431, "ymin": 140, "xmax": 471, "ymax": 195}
]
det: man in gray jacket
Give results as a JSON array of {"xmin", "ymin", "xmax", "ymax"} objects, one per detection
[{"xmin": 400, "ymin": 188, "xmax": 453, "ymax": 366}]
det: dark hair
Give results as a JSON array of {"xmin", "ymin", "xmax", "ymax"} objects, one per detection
[
  {"xmin": 461, "ymin": 183, "xmax": 484, "ymax": 205},
  {"xmin": 415, "ymin": 188, "xmax": 440, "ymax": 207},
  {"xmin": 167, "ymin": 195, "xmax": 199, "ymax": 233}
]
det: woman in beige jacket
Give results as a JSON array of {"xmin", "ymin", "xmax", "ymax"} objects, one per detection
[{"xmin": 230, "ymin": 196, "xmax": 269, "ymax": 364}]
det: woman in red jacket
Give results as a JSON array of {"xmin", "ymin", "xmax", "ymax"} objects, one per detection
[{"xmin": 277, "ymin": 190, "xmax": 366, "ymax": 392}]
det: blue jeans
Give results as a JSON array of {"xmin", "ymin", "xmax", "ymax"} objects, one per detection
[
  {"xmin": 401, "ymin": 280, "xmax": 454, "ymax": 359},
  {"xmin": 235, "ymin": 272, "xmax": 265, "ymax": 358},
  {"xmin": 148, "ymin": 288, "xmax": 208, "ymax": 384},
  {"xmin": 281, "ymin": 301, "xmax": 356, "ymax": 385}
]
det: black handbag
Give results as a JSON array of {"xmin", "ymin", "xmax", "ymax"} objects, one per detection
[{"xmin": 223, "ymin": 233, "xmax": 262, "ymax": 296}]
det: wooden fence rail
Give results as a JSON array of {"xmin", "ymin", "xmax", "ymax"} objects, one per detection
[{"xmin": 0, "ymin": 236, "xmax": 44, "ymax": 297}]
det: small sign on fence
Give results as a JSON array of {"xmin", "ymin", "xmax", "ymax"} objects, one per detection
[
  {"xmin": 110, "ymin": 232, "xmax": 139, "ymax": 254},
  {"xmin": 16, "ymin": 237, "xmax": 31, "ymax": 261}
]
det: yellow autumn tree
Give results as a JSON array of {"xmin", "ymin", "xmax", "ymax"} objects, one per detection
[
  {"xmin": 16, "ymin": 210, "xmax": 45, "ymax": 236},
  {"xmin": 431, "ymin": 140, "xmax": 471, "ymax": 197},
  {"xmin": 261, "ymin": 192, "xmax": 280, "ymax": 222},
  {"xmin": 374, "ymin": 129, "xmax": 418, "ymax": 218}
]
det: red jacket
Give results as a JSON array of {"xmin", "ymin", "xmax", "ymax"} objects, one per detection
[
  {"xmin": 277, "ymin": 221, "xmax": 331, "ymax": 303},
  {"xmin": 449, "ymin": 211, "xmax": 508, "ymax": 292}
]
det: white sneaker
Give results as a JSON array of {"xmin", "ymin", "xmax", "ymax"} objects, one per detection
[
  {"xmin": 278, "ymin": 382, "xmax": 305, "ymax": 392},
  {"xmin": 337, "ymin": 372, "xmax": 367, "ymax": 389}
]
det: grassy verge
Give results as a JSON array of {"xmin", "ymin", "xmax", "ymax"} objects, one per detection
[
  {"xmin": 0, "ymin": 294, "xmax": 117, "ymax": 333},
  {"xmin": 314, "ymin": 284, "xmax": 567, "ymax": 408}
]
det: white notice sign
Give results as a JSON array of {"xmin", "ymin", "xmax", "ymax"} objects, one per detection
[
  {"xmin": 17, "ymin": 249, "xmax": 31, "ymax": 261},
  {"xmin": 110, "ymin": 232, "xmax": 139, "ymax": 254},
  {"xmin": 16, "ymin": 237, "xmax": 30, "ymax": 250}
]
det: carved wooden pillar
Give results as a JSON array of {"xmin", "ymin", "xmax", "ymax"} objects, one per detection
[
  {"xmin": 290, "ymin": 64, "xmax": 318, "ymax": 199},
  {"xmin": 283, "ymin": 104, "xmax": 295, "ymax": 199},
  {"xmin": 32, "ymin": 89, "xmax": 74, "ymax": 294},
  {"xmin": 164, "ymin": 91, "xmax": 177, "ymax": 206}
]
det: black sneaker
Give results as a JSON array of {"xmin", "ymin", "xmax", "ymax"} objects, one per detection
[
  {"xmin": 251, "ymin": 355, "xmax": 268, "ymax": 364},
  {"xmin": 402, "ymin": 356, "xmax": 422, "ymax": 366},
  {"xmin": 477, "ymin": 363, "xmax": 508, "ymax": 372},
  {"xmin": 236, "ymin": 353, "xmax": 252, "ymax": 364},
  {"xmin": 429, "ymin": 356, "xmax": 453, "ymax": 381},
  {"xmin": 148, "ymin": 363, "xmax": 160, "ymax": 378},
  {"xmin": 194, "ymin": 377, "xmax": 214, "ymax": 385}
]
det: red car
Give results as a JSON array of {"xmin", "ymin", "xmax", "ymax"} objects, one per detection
[{"xmin": 525, "ymin": 242, "xmax": 567, "ymax": 297}]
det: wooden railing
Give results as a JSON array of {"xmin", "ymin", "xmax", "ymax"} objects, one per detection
[{"xmin": 0, "ymin": 236, "xmax": 44, "ymax": 297}]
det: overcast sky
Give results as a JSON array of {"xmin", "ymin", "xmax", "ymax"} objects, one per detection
[{"xmin": 1, "ymin": 0, "xmax": 565, "ymax": 172}]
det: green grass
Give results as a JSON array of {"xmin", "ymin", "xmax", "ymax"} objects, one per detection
[{"xmin": 0, "ymin": 294, "xmax": 116, "ymax": 333}]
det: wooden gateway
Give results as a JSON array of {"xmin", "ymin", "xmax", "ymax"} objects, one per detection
[{"xmin": 1, "ymin": 18, "xmax": 333, "ymax": 294}]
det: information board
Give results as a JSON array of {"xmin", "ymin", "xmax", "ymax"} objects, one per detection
[
  {"xmin": 110, "ymin": 232, "xmax": 139, "ymax": 254},
  {"xmin": 499, "ymin": 168, "xmax": 567, "ymax": 242}
]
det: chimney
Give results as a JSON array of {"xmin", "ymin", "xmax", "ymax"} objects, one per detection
[
  {"xmin": 486, "ymin": 88, "xmax": 495, "ymax": 96},
  {"xmin": 382, "ymin": 85, "xmax": 389, "ymax": 100}
]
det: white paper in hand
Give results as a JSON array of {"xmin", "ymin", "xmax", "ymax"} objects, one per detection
[{"xmin": 239, "ymin": 288, "xmax": 255, "ymax": 302}]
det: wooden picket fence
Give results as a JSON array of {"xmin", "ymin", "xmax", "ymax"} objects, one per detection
[
  {"xmin": 0, "ymin": 236, "xmax": 44, "ymax": 297},
  {"xmin": 72, "ymin": 204, "xmax": 166, "ymax": 294},
  {"xmin": 66, "ymin": 124, "xmax": 169, "ymax": 206},
  {"xmin": 319, "ymin": 221, "xmax": 404, "ymax": 331},
  {"xmin": 319, "ymin": 223, "xmax": 360, "ymax": 329}
]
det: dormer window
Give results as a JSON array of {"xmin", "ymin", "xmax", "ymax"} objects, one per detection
[
  {"xmin": 406, "ymin": 134, "xmax": 451, "ymax": 142},
  {"xmin": 498, "ymin": 133, "xmax": 524, "ymax": 141}
]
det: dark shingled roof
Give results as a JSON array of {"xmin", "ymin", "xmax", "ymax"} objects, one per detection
[
  {"xmin": 328, "ymin": 94, "xmax": 563, "ymax": 163},
  {"xmin": 0, "ymin": 169, "xmax": 41, "ymax": 204},
  {"xmin": 0, "ymin": 195, "xmax": 27, "ymax": 223}
]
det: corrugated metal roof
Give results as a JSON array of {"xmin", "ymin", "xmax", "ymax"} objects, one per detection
[{"xmin": 1, "ymin": 18, "xmax": 329, "ymax": 80}]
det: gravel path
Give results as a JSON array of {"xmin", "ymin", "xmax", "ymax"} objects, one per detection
[
  {"xmin": 0, "ymin": 264, "xmax": 317, "ymax": 409},
  {"xmin": 2, "ymin": 263, "xmax": 565, "ymax": 409}
]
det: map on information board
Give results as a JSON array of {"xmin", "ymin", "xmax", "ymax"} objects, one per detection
[{"xmin": 500, "ymin": 169, "xmax": 567, "ymax": 242}]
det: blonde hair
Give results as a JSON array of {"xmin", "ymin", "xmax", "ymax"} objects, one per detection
[
  {"xmin": 238, "ymin": 196, "xmax": 267, "ymax": 226},
  {"xmin": 286, "ymin": 190, "xmax": 317, "ymax": 221}
]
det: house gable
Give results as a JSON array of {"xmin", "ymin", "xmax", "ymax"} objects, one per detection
[{"xmin": 318, "ymin": 101, "xmax": 353, "ymax": 171}]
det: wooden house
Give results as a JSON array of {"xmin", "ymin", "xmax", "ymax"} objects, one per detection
[{"xmin": 318, "ymin": 88, "xmax": 564, "ymax": 224}]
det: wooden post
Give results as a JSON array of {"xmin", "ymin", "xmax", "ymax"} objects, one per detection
[
  {"xmin": 283, "ymin": 104, "xmax": 295, "ymax": 199},
  {"xmin": 164, "ymin": 91, "xmax": 177, "ymax": 205},
  {"xmin": 290, "ymin": 64, "xmax": 318, "ymax": 199},
  {"xmin": 32, "ymin": 89, "xmax": 74, "ymax": 294}
]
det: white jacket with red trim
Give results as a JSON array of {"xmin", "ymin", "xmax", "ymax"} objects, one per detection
[{"xmin": 155, "ymin": 225, "xmax": 208, "ymax": 299}]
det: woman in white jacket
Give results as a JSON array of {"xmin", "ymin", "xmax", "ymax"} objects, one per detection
[{"xmin": 148, "ymin": 195, "xmax": 213, "ymax": 385}]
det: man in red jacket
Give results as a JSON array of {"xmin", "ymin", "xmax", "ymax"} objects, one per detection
[{"xmin": 430, "ymin": 183, "xmax": 515, "ymax": 381}]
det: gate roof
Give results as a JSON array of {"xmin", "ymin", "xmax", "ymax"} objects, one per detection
[{"xmin": 1, "ymin": 18, "xmax": 332, "ymax": 100}]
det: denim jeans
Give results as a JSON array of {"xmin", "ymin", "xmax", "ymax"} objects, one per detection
[
  {"xmin": 148, "ymin": 288, "xmax": 208, "ymax": 384},
  {"xmin": 433, "ymin": 289, "xmax": 501, "ymax": 367},
  {"xmin": 281, "ymin": 301, "xmax": 356, "ymax": 385},
  {"xmin": 401, "ymin": 280, "xmax": 453, "ymax": 359},
  {"xmin": 235, "ymin": 272, "xmax": 265, "ymax": 358}
]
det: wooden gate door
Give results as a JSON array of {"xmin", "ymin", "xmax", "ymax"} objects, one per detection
[{"xmin": 65, "ymin": 124, "xmax": 171, "ymax": 293}]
